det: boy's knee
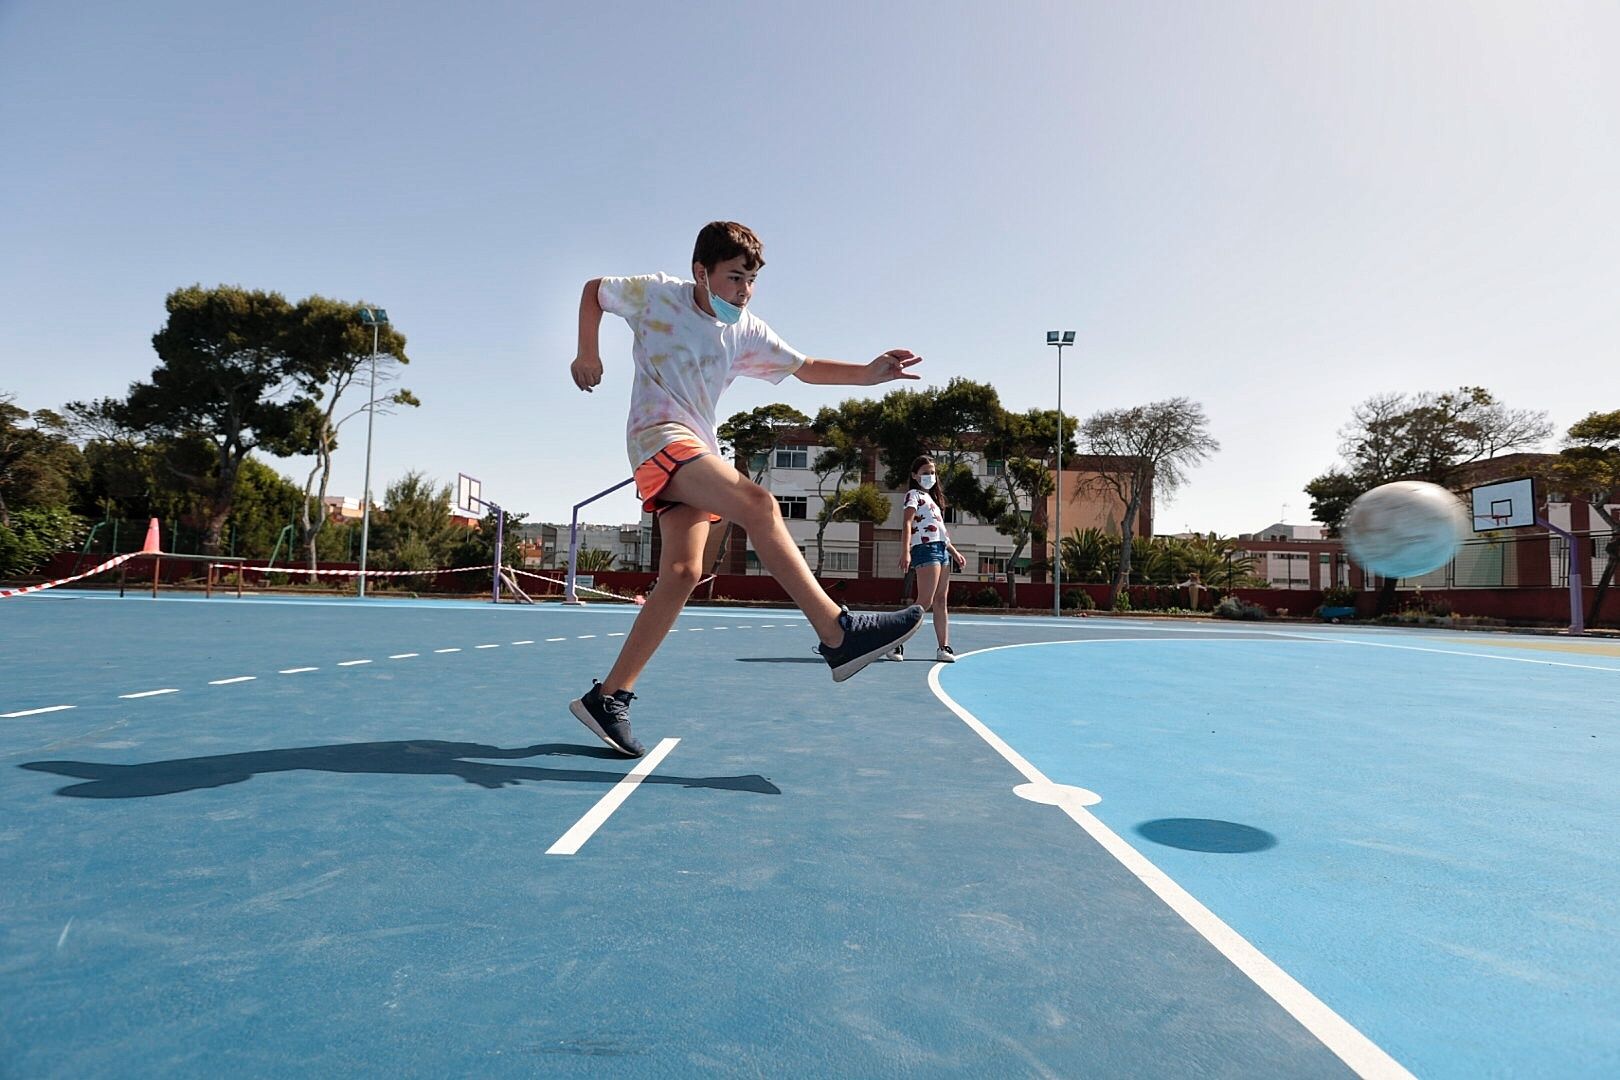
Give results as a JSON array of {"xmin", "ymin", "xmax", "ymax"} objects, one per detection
[
  {"xmin": 739, "ymin": 485, "xmax": 780, "ymax": 530},
  {"xmin": 666, "ymin": 560, "xmax": 704, "ymax": 590}
]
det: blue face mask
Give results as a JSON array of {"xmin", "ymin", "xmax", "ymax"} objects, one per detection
[{"xmin": 701, "ymin": 272, "xmax": 744, "ymax": 325}]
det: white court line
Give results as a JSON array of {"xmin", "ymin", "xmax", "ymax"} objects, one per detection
[
  {"xmin": 475, "ymin": 644, "xmax": 500, "ymax": 649},
  {"xmin": 389, "ymin": 653, "xmax": 419, "ymax": 659},
  {"xmin": 511, "ymin": 640, "xmax": 534, "ymax": 645},
  {"xmin": 577, "ymin": 634, "xmax": 596, "ymax": 639},
  {"xmin": 208, "ymin": 676, "xmax": 256, "ymax": 685},
  {"xmin": 2, "ymin": 705, "xmax": 76, "ymax": 718},
  {"xmin": 546, "ymin": 738, "xmax": 679, "ymax": 856},
  {"xmin": 607, "ymin": 632, "xmax": 625, "ymax": 637},
  {"xmin": 928, "ymin": 641, "xmax": 1414, "ymax": 1080},
  {"xmin": 686, "ymin": 628, "xmax": 704, "ymax": 632},
  {"xmin": 280, "ymin": 667, "xmax": 318, "ymax": 674},
  {"xmin": 547, "ymin": 637, "xmax": 568, "ymax": 642},
  {"xmin": 337, "ymin": 659, "xmax": 373, "ymax": 667},
  {"xmin": 120, "ymin": 688, "xmax": 179, "ymax": 699},
  {"xmin": 1327, "ymin": 637, "xmax": 1620, "ymax": 673},
  {"xmin": 434, "ymin": 648, "xmax": 461, "ymax": 654}
]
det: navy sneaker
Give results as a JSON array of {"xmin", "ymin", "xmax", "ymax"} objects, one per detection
[
  {"xmin": 569, "ymin": 680, "xmax": 646, "ymax": 757},
  {"xmin": 817, "ymin": 605, "xmax": 925, "ymax": 682}
]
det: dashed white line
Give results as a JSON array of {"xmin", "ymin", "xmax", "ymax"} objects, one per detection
[
  {"xmin": 2, "ymin": 705, "xmax": 76, "ymax": 718},
  {"xmin": 208, "ymin": 676, "xmax": 256, "ymax": 685},
  {"xmin": 607, "ymin": 632, "xmax": 625, "ymax": 637},
  {"xmin": 337, "ymin": 659, "xmax": 373, "ymax": 667},
  {"xmin": 577, "ymin": 635, "xmax": 596, "ymax": 639},
  {"xmin": 120, "ymin": 689, "xmax": 179, "ymax": 699},
  {"xmin": 687, "ymin": 628, "xmax": 705, "ymax": 632},
  {"xmin": 280, "ymin": 667, "xmax": 318, "ymax": 674},
  {"xmin": 511, "ymin": 640, "xmax": 534, "ymax": 646},
  {"xmin": 546, "ymin": 738, "xmax": 680, "ymax": 856},
  {"xmin": 546, "ymin": 637, "xmax": 568, "ymax": 642},
  {"xmin": 434, "ymin": 648, "xmax": 461, "ymax": 654},
  {"xmin": 389, "ymin": 653, "xmax": 419, "ymax": 659},
  {"xmin": 475, "ymin": 644, "xmax": 500, "ymax": 649}
]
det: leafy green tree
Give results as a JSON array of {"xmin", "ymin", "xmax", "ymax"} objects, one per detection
[
  {"xmin": 1060, "ymin": 527, "xmax": 1118, "ymax": 584},
  {"xmin": 1079, "ymin": 397, "xmax": 1219, "ymax": 606},
  {"xmin": 979, "ymin": 407, "xmax": 1074, "ymax": 606},
  {"xmin": 370, "ymin": 472, "xmax": 463, "ymax": 572},
  {"xmin": 1548, "ymin": 409, "xmax": 1620, "ymax": 623},
  {"xmin": 718, "ymin": 404, "xmax": 812, "ymax": 481},
  {"xmin": 574, "ymin": 548, "xmax": 619, "ymax": 572},
  {"xmin": 1305, "ymin": 387, "xmax": 1552, "ymax": 532},
  {"xmin": 0, "ymin": 506, "xmax": 80, "ymax": 579},
  {"xmin": 224, "ymin": 458, "xmax": 306, "ymax": 558},
  {"xmin": 806, "ymin": 401, "xmax": 892, "ymax": 574},
  {"xmin": 285, "ymin": 297, "xmax": 415, "ymax": 571},
  {"xmin": 68, "ymin": 285, "xmax": 317, "ymax": 554},
  {"xmin": 0, "ymin": 394, "xmax": 82, "ymax": 528}
]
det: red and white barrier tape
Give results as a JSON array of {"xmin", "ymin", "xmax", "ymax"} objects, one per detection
[
  {"xmin": 0, "ymin": 550, "xmax": 146, "ymax": 599},
  {"xmin": 210, "ymin": 562, "xmax": 496, "ymax": 579},
  {"xmin": 208, "ymin": 562, "xmax": 636, "ymax": 601}
]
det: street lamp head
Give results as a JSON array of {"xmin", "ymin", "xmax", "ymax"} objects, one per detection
[
  {"xmin": 1046, "ymin": 330, "xmax": 1060, "ymax": 344},
  {"xmin": 1061, "ymin": 330, "xmax": 1075, "ymax": 345},
  {"xmin": 359, "ymin": 307, "xmax": 389, "ymax": 326}
]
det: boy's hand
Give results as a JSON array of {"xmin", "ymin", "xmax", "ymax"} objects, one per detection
[
  {"xmin": 571, "ymin": 354, "xmax": 603, "ymax": 392},
  {"xmin": 863, "ymin": 349, "xmax": 922, "ymax": 384}
]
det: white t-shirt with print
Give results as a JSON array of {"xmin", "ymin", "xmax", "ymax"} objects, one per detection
[
  {"xmin": 597, "ymin": 273, "xmax": 807, "ymax": 467},
  {"xmin": 905, "ymin": 488, "xmax": 951, "ymax": 547}
]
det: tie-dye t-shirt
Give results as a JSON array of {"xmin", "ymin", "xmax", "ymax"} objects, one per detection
[{"xmin": 597, "ymin": 273, "xmax": 806, "ymax": 467}]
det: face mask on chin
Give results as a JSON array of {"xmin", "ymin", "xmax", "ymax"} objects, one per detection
[
  {"xmin": 700, "ymin": 271, "xmax": 744, "ymax": 325},
  {"xmin": 917, "ymin": 474, "xmax": 936, "ymax": 490}
]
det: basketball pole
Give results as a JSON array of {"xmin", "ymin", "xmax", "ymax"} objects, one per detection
[{"xmin": 1535, "ymin": 514, "xmax": 1586, "ymax": 635}]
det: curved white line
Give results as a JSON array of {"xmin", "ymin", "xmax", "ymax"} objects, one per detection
[{"xmin": 928, "ymin": 640, "xmax": 1415, "ymax": 1080}]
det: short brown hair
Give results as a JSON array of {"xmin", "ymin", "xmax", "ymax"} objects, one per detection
[{"xmin": 693, "ymin": 221, "xmax": 765, "ymax": 271}]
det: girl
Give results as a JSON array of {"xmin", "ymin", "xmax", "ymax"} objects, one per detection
[{"xmin": 892, "ymin": 455, "xmax": 967, "ymax": 662}]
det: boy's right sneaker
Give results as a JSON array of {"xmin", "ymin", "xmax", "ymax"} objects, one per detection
[
  {"xmin": 569, "ymin": 680, "xmax": 647, "ymax": 758},
  {"xmin": 817, "ymin": 605, "xmax": 925, "ymax": 682}
]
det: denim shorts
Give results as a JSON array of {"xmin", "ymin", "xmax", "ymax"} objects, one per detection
[{"xmin": 910, "ymin": 541, "xmax": 949, "ymax": 567}]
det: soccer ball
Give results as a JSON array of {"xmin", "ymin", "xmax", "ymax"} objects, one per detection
[{"xmin": 1341, "ymin": 481, "xmax": 1469, "ymax": 579}]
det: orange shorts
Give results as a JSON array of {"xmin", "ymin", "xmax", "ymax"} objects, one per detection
[{"xmin": 634, "ymin": 439, "xmax": 722, "ymax": 523}]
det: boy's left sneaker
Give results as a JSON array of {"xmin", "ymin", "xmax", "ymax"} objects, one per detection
[
  {"xmin": 569, "ymin": 680, "xmax": 646, "ymax": 757},
  {"xmin": 935, "ymin": 644, "xmax": 957, "ymax": 663},
  {"xmin": 817, "ymin": 604, "xmax": 925, "ymax": 682}
]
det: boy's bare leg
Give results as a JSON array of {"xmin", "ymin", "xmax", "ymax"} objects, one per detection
[
  {"xmin": 661, "ymin": 456, "xmax": 847, "ymax": 644},
  {"xmin": 601, "ymin": 504, "xmax": 710, "ymax": 696}
]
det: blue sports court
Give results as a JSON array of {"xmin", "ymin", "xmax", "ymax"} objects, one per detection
[{"xmin": 3, "ymin": 592, "xmax": 1617, "ymax": 1077}]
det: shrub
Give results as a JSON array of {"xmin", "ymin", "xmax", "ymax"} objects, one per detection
[
  {"xmin": 1061, "ymin": 589, "xmax": 1094, "ymax": 611},
  {"xmin": 1320, "ymin": 585, "xmax": 1357, "ymax": 607},
  {"xmin": 1112, "ymin": 589, "xmax": 1132, "ymax": 612},
  {"xmin": 1214, "ymin": 596, "xmax": 1268, "ymax": 620},
  {"xmin": 968, "ymin": 586, "xmax": 1005, "ymax": 607},
  {"xmin": 0, "ymin": 507, "xmax": 81, "ymax": 579}
]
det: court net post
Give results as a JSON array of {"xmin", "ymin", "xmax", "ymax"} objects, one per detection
[{"xmin": 566, "ymin": 478, "xmax": 635, "ymax": 605}]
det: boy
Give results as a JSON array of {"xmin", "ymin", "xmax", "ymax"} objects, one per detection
[{"xmin": 567, "ymin": 221, "xmax": 926, "ymax": 756}]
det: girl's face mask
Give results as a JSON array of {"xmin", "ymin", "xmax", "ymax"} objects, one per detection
[{"xmin": 917, "ymin": 473, "xmax": 936, "ymax": 490}]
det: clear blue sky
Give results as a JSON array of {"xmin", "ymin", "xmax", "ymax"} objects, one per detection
[{"xmin": 3, "ymin": 1, "xmax": 1615, "ymax": 534}]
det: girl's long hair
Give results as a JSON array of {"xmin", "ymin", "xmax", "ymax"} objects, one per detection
[{"xmin": 907, "ymin": 454, "xmax": 944, "ymax": 511}]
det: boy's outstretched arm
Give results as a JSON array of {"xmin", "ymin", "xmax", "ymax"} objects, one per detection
[
  {"xmin": 570, "ymin": 278, "xmax": 606, "ymax": 392},
  {"xmin": 794, "ymin": 349, "xmax": 922, "ymax": 386}
]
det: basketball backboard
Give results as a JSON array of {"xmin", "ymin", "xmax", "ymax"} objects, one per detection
[
  {"xmin": 1468, "ymin": 477, "xmax": 1536, "ymax": 532},
  {"xmin": 454, "ymin": 473, "xmax": 483, "ymax": 519}
]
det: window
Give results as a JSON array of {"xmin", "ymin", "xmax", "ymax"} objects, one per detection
[
  {"xmin": 775, "ymin": 445, "xmax": 809, "ymax": 469},
  {"xmin": 749, "ymin": 452, "xmax": 769, "ymax": 474},
  {"xmin": 825, "ymin": 550, "xmax": 857, "ymax": 572},
  {"xmin": 777, "ymin": 496, "xmax": 808, "ymax": 520},
  {"xmin": 980, "ymin": 556, "xmax": 1008, "ymax": 576},
  {"xmin": 986, "ymin": 459, "xmax": 1005, "ymax": 476},
  {"xmin": 943, "ymin": 505, "xmax": 961, "ymax": 524}
]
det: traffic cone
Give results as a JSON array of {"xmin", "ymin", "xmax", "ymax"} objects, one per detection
[{"xmin": 141, "ymin": 517, "xmax": 162, "ymax": 554}]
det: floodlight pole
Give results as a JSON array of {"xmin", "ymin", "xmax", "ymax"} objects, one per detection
[
  {"xmin": 1047, "ymin": 330, "xmax": 1075, "ymax": 616},
  {"xmin": 356, "ymin": 307, "xmax": 387, "ymax": 599}
]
